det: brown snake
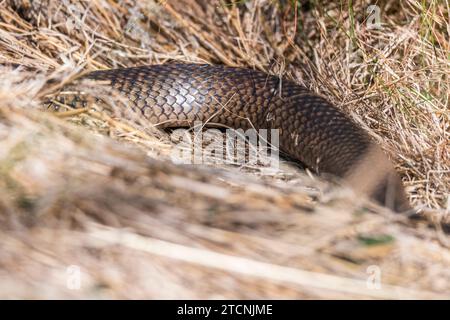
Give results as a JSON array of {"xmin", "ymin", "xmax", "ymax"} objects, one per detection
[{"xmin": 56, "ymin": 63, "xmax": 410, "ymax": 212}]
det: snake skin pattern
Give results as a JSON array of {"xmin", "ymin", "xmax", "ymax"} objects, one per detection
[{"xmin": 63, "ymin": 63, "xmax": 410, "ymax": 212}]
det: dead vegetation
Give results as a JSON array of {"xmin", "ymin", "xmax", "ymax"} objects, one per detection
[{"xmin": 0, "ymin": 0, "xmax": 448, "ymax": 298}]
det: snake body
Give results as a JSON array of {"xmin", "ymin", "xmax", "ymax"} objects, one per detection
[{"xmin": 65, "ymin": 63, "xmax": 410, "ymax": 212}]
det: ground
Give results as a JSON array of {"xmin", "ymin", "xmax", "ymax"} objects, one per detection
[{"xmin": 0, "ymin": 0, "xmax": 448, "ymax": 298}]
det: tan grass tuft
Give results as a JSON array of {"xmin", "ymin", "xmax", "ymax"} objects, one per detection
[{"xmin": 0, "ymin": 0, "xmax": 448, "ymax": 298}]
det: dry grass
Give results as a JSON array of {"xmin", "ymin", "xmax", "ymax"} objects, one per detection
[{"xmin": 0, "ymin": 0, "xmax": 449, "ymax": 299}]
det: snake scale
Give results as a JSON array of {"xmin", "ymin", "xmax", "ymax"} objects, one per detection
[{"xmin": 58, "ymin": 63, "xmax": 410, "ymax": 212}]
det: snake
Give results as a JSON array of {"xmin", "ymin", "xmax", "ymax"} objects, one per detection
[{"xmin": 55, "ymin": 63, "xmax": 411, "ymax": 212}]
